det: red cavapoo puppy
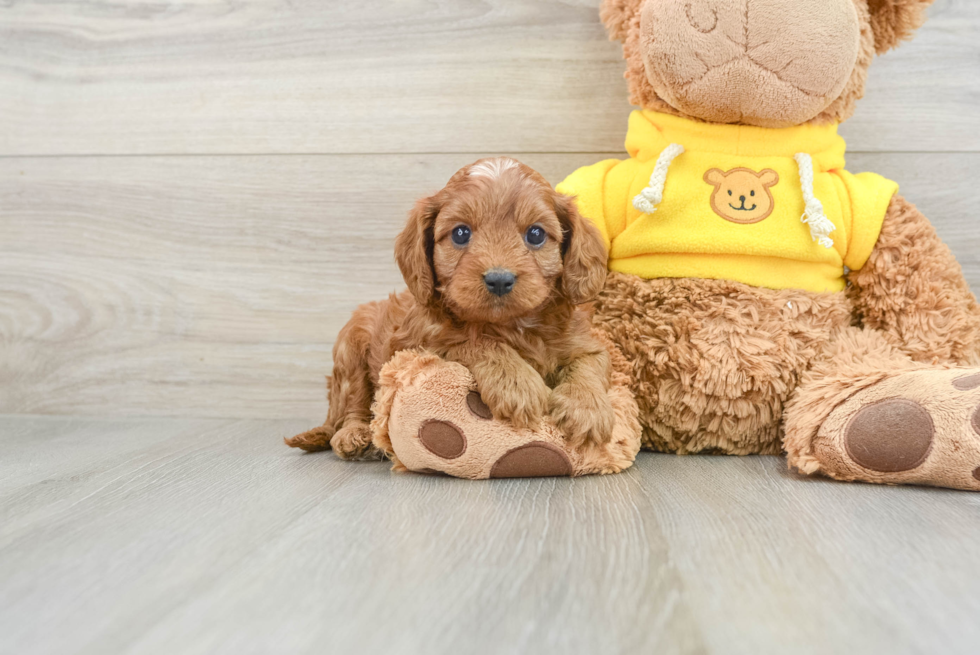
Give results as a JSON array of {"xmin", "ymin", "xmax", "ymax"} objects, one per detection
[{"xmin": 286, "ymin": 157, "xmax": 614, "ymax": 459}]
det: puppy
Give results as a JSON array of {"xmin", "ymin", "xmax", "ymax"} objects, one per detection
[{"xmin": 287, "ymin": 157, "xmax": 614, "ymax": 459}]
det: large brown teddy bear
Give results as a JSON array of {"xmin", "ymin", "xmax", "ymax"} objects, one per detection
[
  {"xmin": 558, "ymin": 0, "xmax": 980, "ymax": 490},
  {"xmin": 347, "ymin": 0, "xmax": 980, "ymax": 490}
]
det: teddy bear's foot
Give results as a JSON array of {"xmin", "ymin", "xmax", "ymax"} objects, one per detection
[
  {"xmin": 370, "ymin": 350, "xmax": 641, "ymax": 479},
  {"xmin": 800, "ymin": 369, "xmax": 980, "ymax": 491}
]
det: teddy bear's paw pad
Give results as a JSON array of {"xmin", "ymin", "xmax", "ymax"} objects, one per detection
[
  {"xmin": 972, "ymin": 404, "xmax": 980, "ymax": 483},
  {"xmin": 964, "ymin": 380, "xmax": 980, "ymax": 483},
  {"xmin": 489, "ymin": 442, "xmax": 573, "ymax": 479},
  {"xmin": 843, "ymin": 399, "xmax": 934, "ymax": 473},
  {"xmin": 418, "ymin": 420, "xmax": 467, "ymax": 460},
  {"xmin": 813, "ymin": 368, "xmax": 980, "ymax": 490},
  {"xmin": 953, "ymin": 373, "xmax": 980, "ymax": 391},
  {"xmin": 466, "ymin": 391, "xmax": 493, "ymax": 420}
]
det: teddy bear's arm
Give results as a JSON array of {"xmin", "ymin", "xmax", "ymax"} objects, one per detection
[{"xmin": 848, "ymin": 194, "xmax": 980, "ymax": 365}]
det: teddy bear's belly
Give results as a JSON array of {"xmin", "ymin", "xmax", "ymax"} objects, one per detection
[{"xmin": 593, "ymin": 273, "xmax": 852, "ymax": 455}]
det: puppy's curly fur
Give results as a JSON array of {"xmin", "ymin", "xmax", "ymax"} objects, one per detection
[{"xmin": 286, "ymin": 158, "xmax": 612, "ymax": 459}]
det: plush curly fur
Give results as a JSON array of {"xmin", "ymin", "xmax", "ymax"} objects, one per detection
[
  {"xmin": 589, "ymin": 0, "xmax": 980, "ymax": 474},
  {"xmin": 594, "ymin": 273, "xmax": 852, "ymax": 454},
  {"xmin": 867, "ymin": 0, "xmax": 935, "ymax": 54},
  {"xmin": 848, "ymin": 195, "xmax": 980, "ymax": 366}
]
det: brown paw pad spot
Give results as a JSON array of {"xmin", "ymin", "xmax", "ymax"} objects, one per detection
[
  {"xmin": 418, "ymin": 420, "xmax": 466, "ymax": 460},
  {"xmin": 973, "ymin": 467, "xmax": 980, "ymax": 483},
  {"xmin": 489, "ymin": 442, "xmax": 573, "ymax": 479},
  {"xmin": 844, "ymin": 399, "xmax": 934, "ymax": 473},
  {"xmin": 466, "ymin": 391, "xmax": 493, "ymax": 420},
  {"xmin": 953, "ymin": 373, "xmax": 980, "ymax": 391}
]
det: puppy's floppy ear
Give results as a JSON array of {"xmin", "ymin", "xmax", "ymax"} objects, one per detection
[
  {"xmin": 600, "ymin": 0, "xmax": 644, "ymax": 41},
  {"xmin": 395, "ymin": 194, "xmax": 441, "ymax": 307},
  {"xmin": 866, "ymin": 0, "xmax": 935, "ymax": 54},
  {"xmin": 555, "ymin": 194, "xmax": 608, "ymax": 305}
]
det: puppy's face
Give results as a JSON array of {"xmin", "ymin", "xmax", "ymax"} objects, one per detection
[
  {"xmin": 432, "ymin": 160, "xmax": 563, "ymax": 323},
  {"xmin": 395, "ymin": 158, "xmax": 607, "ymax": 325}
]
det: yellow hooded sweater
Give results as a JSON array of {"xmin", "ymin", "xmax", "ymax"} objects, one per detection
[{"xmin": 556, "ymin": 111, "xmax": 899, "ymax": 293}]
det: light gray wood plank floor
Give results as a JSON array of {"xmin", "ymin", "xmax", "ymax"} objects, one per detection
[{"xmin": 2, "ymin": 416, "xmax": 979, "ymax": 655}]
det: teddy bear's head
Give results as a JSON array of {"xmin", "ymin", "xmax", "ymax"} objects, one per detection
[{"xmin": 601, "ymin": 0, "xmax": 934, "ymax": 127}]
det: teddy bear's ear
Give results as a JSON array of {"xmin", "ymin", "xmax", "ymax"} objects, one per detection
[
  {"xmin": 759, "ymin": 170, "xmax": 780, "ymax": 187},
  {"xmin": 600, "ymin": 0, "xmax": 644, "ymax": 41},
  {"xmin": 866, "ymin": 0, "xmax": 936, "ymax": 55},
  {"xmin": 703, "ymin": 169, "xmax": 725, "ymax": 187}
]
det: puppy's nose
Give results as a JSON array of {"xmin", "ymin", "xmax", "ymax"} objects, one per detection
[
  {"xmin": 739, "ymin": 195, "xmax": 746, "ymax": 203},
  {"xmin": 484, "ymin": 269, "xmax": 516, "ymax": 297}
]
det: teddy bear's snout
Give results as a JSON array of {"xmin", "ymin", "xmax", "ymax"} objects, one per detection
[{"xmin": 640, "ymin": 0, "xmax": 861, "ymax": 127}]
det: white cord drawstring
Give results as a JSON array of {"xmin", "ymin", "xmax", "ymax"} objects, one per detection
[
  {"xmin": 794, "ymin": 153, "xmax": 836, "ymax": 249},
  {"xmin": 633, "ymin": 143, "xmax": 685, "ymax": 214}
]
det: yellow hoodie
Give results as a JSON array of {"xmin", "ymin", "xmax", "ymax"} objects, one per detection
[{"xmin": 556, "ymin": 111, "xmax": 899, "ymax": 293}]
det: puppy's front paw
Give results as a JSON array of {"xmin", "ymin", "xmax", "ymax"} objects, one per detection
[
  {"xmin": 550, "ymin": 383, "xmax": 616, "ymax": 445},
  {"xmin": 479, "ymin": 372, "xmax": 550, "ymax": 430},
  {"xmin": 330, "ymin": 422, "xmax": 383, "ymax": 460}
]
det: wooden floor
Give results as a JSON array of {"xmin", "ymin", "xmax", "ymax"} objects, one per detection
[
  {"xmin": 3, "ymin": 1, "xmax": 980, "ymax": 653},
  {"xmin": 1, "ymin": 416, "xmax": 978, "ymax": 655}
]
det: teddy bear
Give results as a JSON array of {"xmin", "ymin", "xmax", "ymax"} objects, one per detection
[
  {"xmin": 553, "ymin": 0, "xmax": 980, "ymax": 490},
  {"xmin": 367, "ymin": 340, "xmax": 641, "ymax": 479},
  {"xmin": 370, "ymin": 0, "xmax": 980, "ymax": 491}
]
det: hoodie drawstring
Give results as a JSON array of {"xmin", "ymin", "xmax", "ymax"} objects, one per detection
[
  {"xmin": 794, "ymin": 153, "xmax": 836, "ymax": 249},
  {"xmin": 632, "ymin": 143, "xmax": 685, "ymax": 214}
]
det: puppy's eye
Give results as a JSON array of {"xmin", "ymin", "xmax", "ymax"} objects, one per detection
[
  {"xmin": 727, "ymin": 190, "xmax": 733, "ymax": 196},
  {"xmin": 525, "ymin": 225, "xmax": 547, "ymax": 248},
  {"xmin": 750, "ymin": 190, "xmax": 755, "ymax": 197},
  {"xmin": 451, "ymin": 225, "xmax": 471, "ymax": 246}
]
